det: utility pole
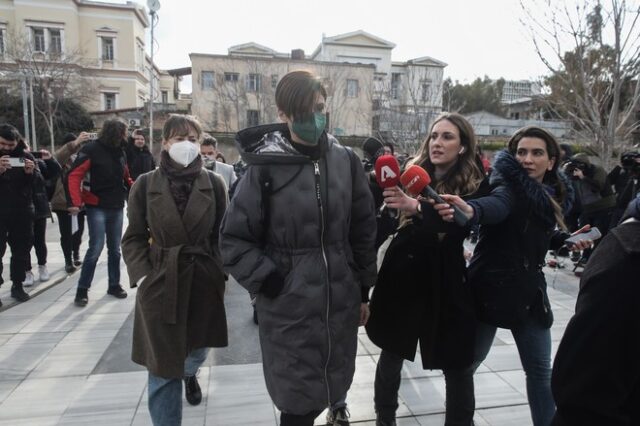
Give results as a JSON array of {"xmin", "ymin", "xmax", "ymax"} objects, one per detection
[
  {"xmin": 21, "ymin": 75, "xmax": 30, "ymax": 143},
  {"xmin": 29, "ymin": 77, "xmax": 37, "ymax": 150},
  {"xmin": 147, "ymin": 0, "xmax": 161, "ymax": 156}
]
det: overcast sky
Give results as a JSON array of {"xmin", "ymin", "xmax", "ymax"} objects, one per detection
[{"xmin": 110, "ymin": 0, "xmax": 556, "ymax": 89}]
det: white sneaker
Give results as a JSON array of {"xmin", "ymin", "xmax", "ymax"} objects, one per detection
[
  {"xmin": 38, "ymin": 265, "xmax": 50, "ymax": 282},
  {"xmin": 23, "ymin": 271, "xmax": 35, "ymax": 287}
]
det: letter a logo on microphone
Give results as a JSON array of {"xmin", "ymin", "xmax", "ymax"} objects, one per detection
[{"xmin": 381, "ymin": 165, "xmax": 397, "ymax": 183}]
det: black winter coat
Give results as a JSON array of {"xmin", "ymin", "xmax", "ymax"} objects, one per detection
[
  {"xmin": 125, "ymin": 142, "xmax": 156, "ymax": 181},
  {"xmin": 551, "ymin": 218, "xmax": 640, "ymax": 426},
  {"xmin": 366, "ymin": 177, "xmax": 490, "ymax": 369},
  {"xmin": 0, "ymin": 146, "xmax": 37, "ymax": 213},
  {"xmin": 467, "ymin": 150, "xmax": 569, "ymax": 328},
  {"xmin": 32, "ymin": 158, "xmax": 61, "ymax": 219}
]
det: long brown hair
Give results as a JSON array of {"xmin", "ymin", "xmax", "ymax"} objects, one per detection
[
  {"xmin": 410, "ymin": 112, "xmax": 485, "ymax": 195},
  {"xmin": 507, "ymin": 126, "xmax": 567, "ymax": 230}
]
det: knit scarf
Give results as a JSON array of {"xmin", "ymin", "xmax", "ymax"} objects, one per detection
[{"xmin": 159, "ymin": 150, "xmax": 203, "ymax": 217}]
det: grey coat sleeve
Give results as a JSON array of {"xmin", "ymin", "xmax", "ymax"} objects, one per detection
[
  {"xmin": 348, "ymin": 157, "xmax": 378, "ymax": 288},
  {"xmin": 219, "ymin": 165, "xmax": 277, "ymax": 294}
]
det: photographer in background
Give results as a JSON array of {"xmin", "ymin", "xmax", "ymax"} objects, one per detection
[
  {"xmin": 125, "ymin": 129, "xmax": 156, "ymax": 181},
  {"xmin": 608, "ymin": 151, "xmax": 640, "ymax": 227},
  {"xmin": 361, "ymin": 137, "xmax": 398, "ymax": 250},
  {"xmin": 0, "ymin": 124, "xmax": 39, "ymax": 305},
  {"xmin": 563, "ymin": 153, "xmax": 616, "ymax": 262}
]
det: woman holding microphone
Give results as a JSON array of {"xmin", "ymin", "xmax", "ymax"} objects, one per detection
[{"xmin": 366, "ymin": 112, "xmax": 488, "ymax": 426}]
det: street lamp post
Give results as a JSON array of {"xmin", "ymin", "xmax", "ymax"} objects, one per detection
[
  {"xmin": 147, "ymin": 0, "xmax": 160, "ymax": 156},
  {"xmin": 20, "ymin": 75, "xmax": 30, "ymax": 143}
]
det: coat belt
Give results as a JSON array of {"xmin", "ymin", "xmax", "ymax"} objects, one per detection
[{"xmin": 153, "ymin": 244, "xmax": 213, "ymax": 325}]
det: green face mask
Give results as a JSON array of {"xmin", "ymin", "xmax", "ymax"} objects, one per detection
[{"xmin": 291, "ymin": 112, "xmax": 326, "ymax": 145}]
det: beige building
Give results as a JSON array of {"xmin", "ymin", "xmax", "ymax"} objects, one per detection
[
  {"xmin": 191, "ymin": 48, "xmax": 375, "ymax": 137},
  {"xmin": 0, "ymin": 0, "xmax": 172, "ymax": 114},
  {"xmin": 189, "ymin": 30, "xmax": 446, "ymax": 142}
]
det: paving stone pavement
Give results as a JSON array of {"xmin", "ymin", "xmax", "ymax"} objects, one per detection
[{"xmin": 0, "ymin": 219, "xmax": 585, "ymax": 425}]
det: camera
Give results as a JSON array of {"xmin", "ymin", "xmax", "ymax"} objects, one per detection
[
  {"xmin": 88, "ymin": 132, "xmax": 99, "ymax": 140},
  {"xmin": 563, "ymin": 159, "xmax": 588, "ymax": 178},
  {"xmin": 621, "ymin": 151, "xmax": 640, "ymax": 172}
]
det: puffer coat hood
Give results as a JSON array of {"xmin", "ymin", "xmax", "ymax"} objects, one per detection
[{"xmin": 221, "ymin": 123, "xmax": 376, "ymax": 415}]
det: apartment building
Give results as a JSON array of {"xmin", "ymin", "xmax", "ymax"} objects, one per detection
[{"xmin": 0, "ymin": 0, "xmax": 173, "ymax": 114}]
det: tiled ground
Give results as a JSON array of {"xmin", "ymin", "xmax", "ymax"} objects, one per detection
[{"xmin": 0, "ymin": 220, "xmax": 583, "ymax": 425}]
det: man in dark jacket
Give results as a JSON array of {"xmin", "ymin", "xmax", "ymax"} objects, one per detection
[
  {"xmin": 552, "ymin": 194, "xmax": 640, "ymax": 426},
  {"xmin": 66, "ymin": 118, "xmax": 133, "ymax": 306},
  {"xmin": 0, "ymin": 124, "xmax": 39, "ymax": 304},
  {"xmin": 125, "ymin": 129, "xmax": 156, "ymax": 181}
]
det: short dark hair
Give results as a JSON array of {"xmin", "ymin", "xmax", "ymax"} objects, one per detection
[
  {"xmin": 162, "ymin": 114, "xmax": 202, "ymax": 141},
  {"xmin": 275, "ymin": 70, "xmax": 327, "ymax": 121},
  {"xmin": 100, "ymin": 118, "xmax": 128, "ymax": 145},
  {"xmin": 201, "ymin": 133, "xmax": 218, "ymax": 148},
  {"xmin": 0, "ymin": 124, "xmax": 22, "ymax": 142},
  {"xmin": 383, "ymin": 142, "xmax": 395, "ymax": 154}
]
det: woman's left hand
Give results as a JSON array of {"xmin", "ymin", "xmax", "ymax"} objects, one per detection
[
  {"xmin": 383, "ymin": 186, "xmax": 419, "ymax": 215},
  {"xmin": 359, "ymin": 303, "xmax": 370, "ymax": 326}
]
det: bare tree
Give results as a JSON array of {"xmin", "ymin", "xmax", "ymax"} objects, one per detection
[
  {"xmin": 0, "ymin": 29, "xmax": 96, "ymax": 151},
  {"xmin": 521, "ymin": 0, "xmax": 640, "ymax": 168}
]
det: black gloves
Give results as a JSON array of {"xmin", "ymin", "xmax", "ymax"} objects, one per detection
[{"xmin": 261, "ymin": 270, "xmax": 285, "ymax": 298}]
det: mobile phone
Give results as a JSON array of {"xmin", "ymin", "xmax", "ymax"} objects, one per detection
[
  {"xmin": 31, "ymin": 151, "xmax": 43, "ymax": 159},
  {"xmin": 8, "ymin": 157, "xmax": 25, "ymax": 167},
  {"xmin": 88, "ymin": 132, "xmax": 98, "ymax": 140},
  {"xmin": 565, "ymin": 227, "xmax": 602, "ymax": 246}
]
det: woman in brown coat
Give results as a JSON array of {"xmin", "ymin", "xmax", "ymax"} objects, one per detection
[{"xmin": 122, "ymin": 114, "xmax": 228, "ymax": 426}]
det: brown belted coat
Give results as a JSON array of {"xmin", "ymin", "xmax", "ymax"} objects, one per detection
[{"xmin": 122, "ymin": 168, "xmax": 228, "ymax": 378}]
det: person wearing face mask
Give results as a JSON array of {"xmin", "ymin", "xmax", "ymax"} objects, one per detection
[
  {"xmin": 66, "ymin": 118, "xmax": 133, "ymax": 307},
  {"xmin": 122, "ymin": 114, "xmax": 228, "ymax": 426},
  {"xmin": 200, "ymin": 133, "xmax": 236, "ymax": 191},
  {"xmin": 220, "ymin": 70, "xmax": 377, "ymax": 426}
]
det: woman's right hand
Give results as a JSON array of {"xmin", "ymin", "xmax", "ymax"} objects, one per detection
[{"xmin": 433, "ymin": 194, "xmax": 474, "ymax": 222}]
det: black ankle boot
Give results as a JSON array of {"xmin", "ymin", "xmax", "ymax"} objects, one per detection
[
  {"xmin": 74, "ymin": 287, "xmax": 88, "ymax": 307},
  {"xmin": 11, "ymin": 283, "xmax": 30, "ymax": 302},
  {"xmin": 184, "ymin": 375, "xmax": 202, "ymax": 405}
]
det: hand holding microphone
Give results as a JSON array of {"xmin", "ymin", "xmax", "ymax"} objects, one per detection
[{"xmin": 400, "ymin": 165, "xmax": 471, "ymax": 227}]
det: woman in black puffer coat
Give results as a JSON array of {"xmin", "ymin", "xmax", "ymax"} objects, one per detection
[{"xmin": 436, "ymin": 127, "xmax": 592, "ymax": 426}]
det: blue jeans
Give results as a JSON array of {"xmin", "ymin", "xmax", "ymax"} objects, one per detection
[
  {"xmin": 77, "ymin": 206, "xmax": 123, "ymax": 289},
  {"xmin": 148, "ymin": 348, "xmax": 209, "ymax": 426},
  {"xmin": 473, "ymin": 319, "xmax": 555, "ymax": 426}
]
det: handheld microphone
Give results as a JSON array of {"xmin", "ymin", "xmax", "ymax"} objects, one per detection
[
  {"xmin": 400, "ymin": 165, "xmax": 470, "ymax": 227},
  {"xmin": 374, "ymin": 155, "xmax": 401, "ymax": 218}
]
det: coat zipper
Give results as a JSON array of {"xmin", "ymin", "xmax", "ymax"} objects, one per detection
[{"xmin": 314, "ymin": 160, "xmax": 332, "ymax": 407}]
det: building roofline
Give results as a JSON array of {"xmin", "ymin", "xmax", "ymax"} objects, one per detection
[
  {"xmin": 189, "ymin": 53, "xmax": 377, "ymax": 69},
  {"xmin": 74, "ymin": 0, "xmax": 149, "ymax": 27}
]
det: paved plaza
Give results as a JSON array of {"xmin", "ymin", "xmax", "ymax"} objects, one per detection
[{"xmin": 0, "ymin": 220, "xmax": 583, "ymax": 425}]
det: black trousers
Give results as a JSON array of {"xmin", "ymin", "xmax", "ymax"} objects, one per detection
[
  {"xmin": 0, "ymin": 209, "xmax": 34, "ymax": 285},
  {"xmin": 279, "ymin": 409, "xmax": 322, "ymax": 426},
  {"xmin": 374, "ymin": 349, "xmax": 475, "ymax": 426},
  {"xmin": 54, "ymin": 210, "xmax": 85, "ymax": 264},
  {"xmin": 26, "ymin": 217, "xmax": 48, "ymax": 268}
]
